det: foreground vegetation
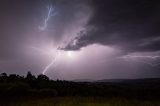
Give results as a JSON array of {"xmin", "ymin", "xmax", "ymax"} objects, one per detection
[
  {"xmin": 0, "ymin": 72, "xmax": 160, "ymax": 106},
  {"xmin": 1, "ymin": 97, "xmax": 160, "ymax": 106}
]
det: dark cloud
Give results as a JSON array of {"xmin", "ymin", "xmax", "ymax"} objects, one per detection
[{"xmin": 62, "ymin": 0, "xmax": 160, "ymax": 52}]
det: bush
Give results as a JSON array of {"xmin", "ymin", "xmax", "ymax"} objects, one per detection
[
  {"xmin": 29, "ymin": 88, "xmax": 58, "ymax": 97},
  {"xmin": 6, "ymin": 82, "xmax": 31, "ymax": 96}
]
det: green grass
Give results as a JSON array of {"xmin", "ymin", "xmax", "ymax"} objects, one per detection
[{"xmin": 3, "ymin": 97, "xmax": 160, "ymax": 106}]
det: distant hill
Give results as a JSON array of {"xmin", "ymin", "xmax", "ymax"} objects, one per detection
[
  {"xmin": 72, "ymin": 78, "xmax": 160, "ymax": 83},
  {"xmin": 72, "ymin": 79, "xmax": 95, "ymax": 82}
]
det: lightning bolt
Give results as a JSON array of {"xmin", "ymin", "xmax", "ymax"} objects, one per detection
[
  {"xmin": 123, "ymin": 55, "xmax": 160, "ymax": 59},
  {"xmin": 42, "ymin": 51, "xmax": 60, "ymax": 74},
  {"xmin": 37, "ymin": 4, "xmax": 61, "ymax": 74},
  {"xmin": 39, "ymin": 5, "xmax": 57, "ymax": 31},
  {"xmin": 29, "ymin": 46, "xmax": 61, "ymax": 74},
  {"xmin": 120, "ymin": 55, "xmax": 160, "ymax": 66}
]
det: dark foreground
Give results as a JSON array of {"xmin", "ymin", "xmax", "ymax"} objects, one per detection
[
  {"xmin": 1, "ymin": 72, "xmax": 160, "ymax": 106},
  {"xmin": 1, "ymin": 97, "xmax": 160, "ymax": 106}
]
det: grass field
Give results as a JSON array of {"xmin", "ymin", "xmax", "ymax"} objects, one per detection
[{"xmin": 2, "ymin": 97, "xmax": 160, "ymax": 106}]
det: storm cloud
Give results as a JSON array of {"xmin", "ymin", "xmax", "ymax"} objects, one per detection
[{"xmin": 63, "ymin": 0, "xmax": 160, "ymax": 53}]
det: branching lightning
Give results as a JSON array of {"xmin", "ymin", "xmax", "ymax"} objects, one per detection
[
  {"xmin": 123, "ymin": 55, "xmax": 160, "ymax": 59},
  {"xmin": 120, "ymin": 55, "xmax": 160, "ymax": 66},
  {"xmin": 33, "ymin": 3, "xmax": 61, "ymax": 75},
  {"xmin": 39, "ymin": 5, "xmax": 57, "ymax": 31}
]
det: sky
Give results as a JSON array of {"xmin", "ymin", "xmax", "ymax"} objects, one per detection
[{"xmin": 0, "ymin": 0, "xmax": 160, "ymax": 80}]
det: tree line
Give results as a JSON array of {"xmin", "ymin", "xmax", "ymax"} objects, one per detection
[{"xmin": 0, "ymin": 72, "xmax": 160, "ymax": 99}]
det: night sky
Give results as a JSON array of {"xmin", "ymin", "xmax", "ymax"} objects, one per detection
[{"xmin": 0, "ymin": 0, "xmax": 160, "ymax": 80}]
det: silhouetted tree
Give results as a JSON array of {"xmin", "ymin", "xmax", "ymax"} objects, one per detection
[
  {"xmin": 0, "ymin": 73, "xmax": 8, "ymax": 81},
  {"xmin": 8, "ymin": 74, "xmax": 18, "ymax": 81},
  {"xmin": 26, "ymin": 71, "xmax": 36, "ymax": 81},
  {"xmin": 0, "ymin": 73, "xmax": 7, "ymax": 77},
  {"xmin": 37, "ymin": 74, "xmax": 49, "ymax": 81}
]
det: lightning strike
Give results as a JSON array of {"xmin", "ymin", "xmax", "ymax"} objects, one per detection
[
  {"xmin": 39, "ymin": 5, "xmax": 57, "ymax": 31},
  {"xmin": 29, "ymin": 46, "xmax": 61, "ymax": 74},
  {"xmin": 123, "ymin": 55, "xmax": 160, "ymax": 59},
  {"xmin": 37, "ymin": 3, "xmax": 61, "ymax": 74},
  {"xmin": 42, "ymin": 51, "xmax": 60, "ymax": 74},
  {"xmin": 33, "ymin": 3, "xmax": 76, "ymax": 75},
  {"xmin": 121, "ymin": 55, "xmax": 160, "ymax": 66}
]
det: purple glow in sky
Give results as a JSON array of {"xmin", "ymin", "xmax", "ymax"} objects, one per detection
[{"xmin": 0, "ymin": 0, "xmax": 160, "ymax": 80}]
